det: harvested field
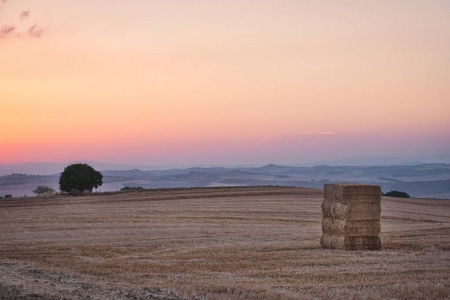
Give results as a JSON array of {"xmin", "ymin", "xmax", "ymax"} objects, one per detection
[{"xmin": 0, "ymin": 186, "xmax": 449, "ymax": 299}]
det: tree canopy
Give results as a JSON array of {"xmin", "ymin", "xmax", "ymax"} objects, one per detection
[
  {"xmin": 33, "ymin": 185, "xmax": 55, "ymax": 195},
  {"xmin": 59, "ymin": 163, "xmax": 103, "ymax": 193}
]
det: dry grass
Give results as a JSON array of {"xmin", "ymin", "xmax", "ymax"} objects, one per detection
[{"xmin": 0, "ymin": 186, "xmax": 449, "ymax": 299}]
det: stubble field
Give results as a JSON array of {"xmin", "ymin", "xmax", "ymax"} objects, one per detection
[{"xmin": 0, "ymin": 186, "xmax": 449, "ymax": 299}]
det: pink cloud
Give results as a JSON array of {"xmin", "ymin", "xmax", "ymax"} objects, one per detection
[
  {"xmin": 0, "ymin": 3, "xmax": 46, "ymax": 39},
  {"xmin": 20, "ymin": 10, "xmax": 30, "ymax": 20},
  {"xmin": 28, "ymin": 24, "xmax": 44, "ymax": 38},
  {"xmin": 0, "ymin": 25, "xmax": 16, "ymax": 38}
]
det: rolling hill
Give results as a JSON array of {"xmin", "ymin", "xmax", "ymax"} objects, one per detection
[{"xmin": 1, "ymin": 163, "xmax": 449, "ymax": 198}]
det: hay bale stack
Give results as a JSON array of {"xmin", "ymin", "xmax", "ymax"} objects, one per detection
[{"xmin": 321, "ymin": 183, "xmax": 381, "ymax": 250}]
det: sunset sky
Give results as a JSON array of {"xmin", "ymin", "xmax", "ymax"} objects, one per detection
[{"xmin": 1, "ymin": 0, "xmax": 449, "ymax": 166}]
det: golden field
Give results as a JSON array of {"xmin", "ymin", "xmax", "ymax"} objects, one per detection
[{"xmin": 0, "ymin": 186, "xmax": 449, "ymax": 299}]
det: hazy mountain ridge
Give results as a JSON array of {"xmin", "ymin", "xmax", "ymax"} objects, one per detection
[
  {"xmin": 1, "ymin": 155, "xmax": 449, "ymax": 176},
  {"xmin": 1, "ymin": 163, "xmax": 449, "ymax": 199}
]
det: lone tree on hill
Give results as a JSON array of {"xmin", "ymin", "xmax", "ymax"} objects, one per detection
[{"xmin": 59, "ymin": 163, "xmax": 103, "ymax": 194}]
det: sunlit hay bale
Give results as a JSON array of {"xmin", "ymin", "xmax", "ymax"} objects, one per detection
[
  {"xmin": 321, "ymin": 197, "xmax": 380, "ymax": 219},
  {"xmin": 320, "ymin": 233, "xmax": 346, "ymax": 249},
  {"xmin": 347, "ymin": 219, "xmax": 380, "ymax": 236},
  {"xmin": 321, "ymin": 233, "xmax": 382, "ymax": 250},
  {"xmin": 321, "ymin": 217, "xmax": 335, "ymax": 234},
  {"xmin": 321, "ymin": 201, "xmax": 333, "ymax": 218},
  {"xmin": 320, "ymin": 232, "xmax": 333, "ymax": 248},
  {"xmin": 335, "ymin": 219, "xmax": 380, "ymax": 236},
  {"xmin": 323, "ymin": 183, "xmax": 381, "ymax": 204},
  {"xmin": 343, "ymin": 236, "xmax": 381, "ymax": 250},
  {"xmin": 322, "ymin": 234, "xmax": 381, "ymax": 250},
  {"xmin": 321, "ymin": 183, "xmax": 382, "ymax": 251},
  {"xmin": 321, "ymin": 217, "xmax": 343, "ymax": 235},
  {"xmin": 331, "ymin": 202, "xmax": 381, "ymax": 220},
  {"xmin": 322, "ymin": 217, "xmax": 380, "ymax": 237}
]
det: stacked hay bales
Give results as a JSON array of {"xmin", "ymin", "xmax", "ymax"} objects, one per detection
[{"xmin": 321, "ymin": 183, "xmax": 381, "ymax": 250}]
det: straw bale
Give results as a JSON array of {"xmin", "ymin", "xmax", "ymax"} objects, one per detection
[
  {"xmin": 321, "ymin": 233, "xmax": 381, "ymax": 250},
  {"xmin": 321, "ymin": 183, "xmax": 382, "ymax": 251},
  {"xmin": 343, "ymin": 236, "xmax": 381, "ymax": 251},
  {"xmin": 322, "ymin": 202, "xmax": 381, "ymax": 220},
  {"xmin": 320, "ymin": 233, "xmax": 344, "ymax": 249},
  {"xmin": 322, "ymin": 194, "xmax": 380, "ymax": 205},
  {"xmin": 321, "ymin": 201, "xmax": 333, "ymax": 218},
  {"xmin": 321, "ymin": 217, "xmax": 344, "ymax": 235},
  {"xmin": 322, "ymin": 217, "xmax": 381, "ymax": 236},
  {"xmin": 320, "ymin": 233, "xmax": 332, "ymax": 248},
  {"xmin": 323, "ymin": 183, "xmax": 381, "ymax": 204},
  {"xmin": 342, "ymin": 220, "xmax": 381, "ymax": 236},
  {"xmin": 321, "ymin": 217, "xmax": 335, "ymax": 234},
  {"xmin": 331, "ymin": 202, "xmax": 381, "ymax": 220}
]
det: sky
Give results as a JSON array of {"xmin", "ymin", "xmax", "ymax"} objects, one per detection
[{"xmin": 1, "ymin": 0, "xmax": 449, "ymax": 166}]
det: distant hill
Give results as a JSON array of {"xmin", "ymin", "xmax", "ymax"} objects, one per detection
[
  {"xmin": 1, "ymin": 163, "xmax": 449, "ymax": 199},
  {"xmin": 2, "ymin": 155, "xmax": 450, "ymax": 176},
  {"xmin": 0, "ymin": 162, "xmax": 145, "ymax": 176}
]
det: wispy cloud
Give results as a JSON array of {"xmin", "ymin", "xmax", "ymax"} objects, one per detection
[
  {"xmin": 0, "ymin": 25, "xmax": 15, "ymax": 38},
  {"xmin": 28, "ymin": 24, "xmax": 43, "ymax": 38},
  {"xmin": 20, "ymin": 10, "xmax": 30, "ymax": 20},
  {"xmin": 259, "ymin": 136, "xmax": 274, "ymax": 145},
  {"xmin": 1, "ymin": 3, "xmax": 46, "ymax": 39}
]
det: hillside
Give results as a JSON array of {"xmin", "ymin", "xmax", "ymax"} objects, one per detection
[
  {"xmin": 1, "ymin": 163, "xmax": 450, "ymax": 198},
  {"xmin": 0, "ymin": 187, "xmax": 449, "ymax": 299}
]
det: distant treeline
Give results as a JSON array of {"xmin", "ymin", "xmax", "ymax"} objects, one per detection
[{"xmin": 383, "ymin": 191, "xmax": 410, "ymax": 198}]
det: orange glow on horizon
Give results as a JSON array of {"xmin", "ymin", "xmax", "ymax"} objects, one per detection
[{"xmin": 1, "ymin": 0, "xmax": 449, "ymax": 165}]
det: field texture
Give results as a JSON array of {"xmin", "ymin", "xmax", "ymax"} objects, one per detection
[{"xmin": 0, "ymin": 187, "xmax": 449, "ymax": 299}]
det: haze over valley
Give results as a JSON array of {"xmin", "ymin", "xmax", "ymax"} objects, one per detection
[{"xmin": 1, "ymin": 161, "xmax": 449, "ymax": 199}]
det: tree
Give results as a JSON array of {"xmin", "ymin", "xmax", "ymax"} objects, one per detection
[
  {"xmin": 33, "ymin": 185, "xmax": 55, "ymax": 195},
  {"xmin": 383, "ymin": 190, "xmax": 410, "ymax": 198},
  {"xmin": 121, "ymin": 186, "xmax": 144, "ymax": 191},
  {"xmin": 59, "ymin": 163, "xmax": 103, "ymax": 193}
]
